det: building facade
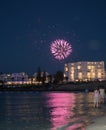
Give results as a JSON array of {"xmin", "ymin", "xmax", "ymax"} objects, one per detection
[
  {"xmin": 0, "ymin": 74, "xmax": 12, "ymax": 82},
  {"xmin": 0, "ymin": 72, "xmax": 29, "ymax": 85},
  {"xmin": 11, "ymin": 72, "xmax": 28, "ymax": 83},
  {"xmin": 64, "ymin": 61, "xmax": 106, "ymax": 82}
]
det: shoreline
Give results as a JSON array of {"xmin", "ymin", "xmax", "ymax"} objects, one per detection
[
  {"xmin": 85, "ymin": 114, "xmax": 106, "ymax": 130},
  {"xmin": 0, "ymin": 88, "xmax": 106, "ymax": 129},
  {"xmin": 0, "ymin": 80, "xmax": 106, "ymax": 92},
  {"xmin": 85, "ymin": 103, "xmax": 106, "ymax": 130}
]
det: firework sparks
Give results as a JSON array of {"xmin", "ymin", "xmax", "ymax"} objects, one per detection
[{"xmin": 50, "ymin": 39, "xmax": 72, "ymax": 60}]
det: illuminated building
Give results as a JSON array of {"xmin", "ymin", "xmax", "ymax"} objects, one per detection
[
  {"xmin": 0, "ymin": 72, "xmax": 29, "ymax": 85},
  {"xmin": 64, "ymin": 61, "xmax": 106, "ymax": 82},
  {"xmin": 11, "ymin": 72, "xmax": 28, "ymax": 84},
  {"xmin": 0, "ymin": 73, "xmax": 12, "ymax": 82}
]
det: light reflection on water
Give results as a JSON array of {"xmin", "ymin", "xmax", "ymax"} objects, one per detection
[
  {"xmin": 0, "ymin": 91, "xmax": 105, "ymax": 130},
  {"xmin": 45, "ymin": 93, "xmax": 76, "ymax": 129}
]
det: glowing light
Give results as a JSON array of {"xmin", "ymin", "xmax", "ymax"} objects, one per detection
[
  {"xmin": 46, "ymin": 93, "xmax": 76, "ymax": 129},
  {"xmin": 50, "ymin": 39, "xmax": 72, "ymax": 60}
]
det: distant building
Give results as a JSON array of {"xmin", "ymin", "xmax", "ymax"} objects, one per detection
[
  {"xmin": 0, "ymin": 72, "xmax": 29, "ymax": 85},
  {"xmin": 0, "ymin": 73, "xmax": 11, "ymax": 82},
  {"xmin": 11, "ymin": 72, "xmax": 28, "ymax": 82},
  {"xmin": 64, "ymin": 61, "xmax": 106, "ymax": 82}
]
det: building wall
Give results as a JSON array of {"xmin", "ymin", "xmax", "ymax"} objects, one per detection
[
  {"xmin": 64, "ymin": 61, "xmax": 106, "ymax": 82},
  {"xmin": 11, "ymin": 72, "xmax": 28, "ymax": 81},
  {"xmin": 0, "ymin": 72, "xmax": 29, "ymax": 85},
  {"xmin": 0, "ymin": 74, "xmax": 11, "ymax": 82}
]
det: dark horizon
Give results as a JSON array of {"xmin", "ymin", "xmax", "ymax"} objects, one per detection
[{"xmin": 0, "ymin": 0, "xmax": 106, "ymax": 75}]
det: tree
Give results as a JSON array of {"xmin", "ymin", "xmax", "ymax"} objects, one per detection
[
  {"xmin": 64, "ymin": 76, "xmax": 68, "ymax": 82},
  {"xmin": 54, "ymin": 71, "xmax": 64, "ymax": 84},
  {"xmin": 29, "ymin": 76, "xmax": 33, "ymax": 85},
  {"xmin": 42, "ymin": 71, "xmax": 46, "ymax": 84},
  {"xmin": 0, "ymin": 80, "xmax": 3, "ymax": 86},
  {"xmin": 0, "ymin": 72, "xmax": 3, "ymax": 75},
  {"xmin": 47, "ymin": 74, "xmax": 53, "ymax": 83},
  {"xmin": 36, "ymin": 67, "xmax": 41, "ymax": 82}
]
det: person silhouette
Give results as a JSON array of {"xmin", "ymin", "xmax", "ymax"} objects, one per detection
[{"xmin": 93, "ymin": 87, "xmax": 100, "ymax": 108}]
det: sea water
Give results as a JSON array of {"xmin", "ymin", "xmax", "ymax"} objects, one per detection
[{"xmin": 0, "ymin": 91, "xmax": 104, "ymax": 130}]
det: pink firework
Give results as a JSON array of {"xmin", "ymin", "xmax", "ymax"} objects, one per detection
[{"xmin": 50, "ymin": 39, "xmax": 72, "ymax": 60}]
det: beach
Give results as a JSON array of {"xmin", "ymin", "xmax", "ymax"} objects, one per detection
[
  {"xmin": 86, "ymin": 115, "xmax": 106, "ymax": 130},
  {"xmin": 85, "ymin": 102, "xmax": 106, "ymax": 130}
]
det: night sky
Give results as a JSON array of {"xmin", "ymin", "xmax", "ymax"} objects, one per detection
[{"xmin": 0, "ymin": 0, "xmax": 106, "ymax": 75}]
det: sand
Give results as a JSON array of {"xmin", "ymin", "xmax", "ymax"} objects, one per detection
[{"xmin": 85, "ymin": 115, "xmax": 106, "ymax": 130}]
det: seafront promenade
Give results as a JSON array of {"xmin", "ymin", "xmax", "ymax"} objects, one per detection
[
  {"xmin": 0, "ymin": 81, "xmax": 106, "ymax": 92},
  {"xmin": 54, "ymin": 81, "xmax": 106, "ymax": 91}
]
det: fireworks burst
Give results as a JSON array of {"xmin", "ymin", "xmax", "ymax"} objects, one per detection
[{"xmin": 50, "ymin": 39, "xmax": 72, "ymax": 60}]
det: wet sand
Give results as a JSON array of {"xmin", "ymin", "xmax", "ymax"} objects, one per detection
[
  {"xmin": 83, "ymin": 93, "xmax": 106, "ymax": 130},
  {"xmin": 86, "ymin": 115, "xmax": 106, "ymax": 130},
  {"xmin": 85, "ymin": 102, "xmax": 106, "ymax": 130},
  {"xmin": 71, "ymin": 92, "xmax": 106, "ymax": 130}
]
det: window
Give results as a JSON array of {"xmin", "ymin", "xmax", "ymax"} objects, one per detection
[
  {"xmin": 71, "ymin": 67, "xmax": 74, "ymax": 70},
  {"xmin": 78, "ymin": 72, "xmax": 82, "ymax": 79},
  {"xmin": 87, "ymin": 66, "xmax": 91, "ymax": 69},
  {"xmin": 77, "ymin": 66, "xmax": 81, "ymax": 69},
  {"xmin": 98, "ymin": 72, "xmax": 102, "ymax": 78},
  {"xmin": 65, "ymin": 67, "xmax": 68, "ymax": 71}
]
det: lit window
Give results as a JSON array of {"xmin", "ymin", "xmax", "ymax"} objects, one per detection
[
  {"xmin": 92, "ymin": 66, "xmax": 94, "ymax": 69},
  {"xmin": 71, "ymin": 74, "xmax": 74, "ymax": 77},
  {"xmin": 77, "ymin": 66, "xmax": 81, "ymax": 69},
  {"xmin": 87, "ymin": 72, "xmax": 90, "ymax": 75},
  {"xmin": 88, "ymin": 66, "xmax": 91, "ymax": 69},
  {"xmin": 92, "ymin": 72, "xmax": 95, "ymax": 75},
  {"xmin": 87, "ymin": 73, "xmax": 90, "ymax": 78},
  {"xmin": 98, "ymin": 69, "xmax": 102, "ymax": 73},
  {"xmin": 71, "ymin": 67, "xmax": 74, "ymax": 70},
  {"xmin": 78, "ymin": 72, "xmax": 82, "ymax": 79},
  {"xmin": 70, "ymin": 74, "xmax": 74, "ymax": 80},
  {"xmin": 71, "ymin": 70, "xmax": 74, "ymax": 73},
  {"xmin": 92, "ymin": 73, "xmax": 95, "ymax": 78},
  {"xmin": 98, "ymin": 72, "xmax": 101, "ymax": 78},
  {"xmin": 65, "ymin": 67, "xmax": 68, "ymax": 71}
]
